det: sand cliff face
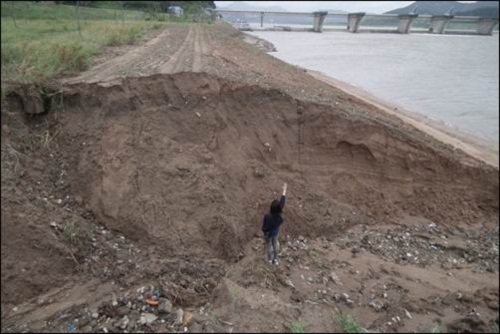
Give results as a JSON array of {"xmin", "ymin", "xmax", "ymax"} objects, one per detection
[
  {"xmin": 2, "ymin": 23, "xmax": 498, "ymax": 333},
  {"xmin": 55, "ymin": 72, "xmax": 498, "ymax": 259}
]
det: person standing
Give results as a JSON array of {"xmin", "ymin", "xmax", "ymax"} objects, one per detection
[{"xmin": 262, "ymin": 183, "xmax": 287, "ymax": 265}]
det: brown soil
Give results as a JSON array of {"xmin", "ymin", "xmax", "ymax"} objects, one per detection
[{"xmin": 1, "ymin": 23, "xmax": 498, "ymax": 333}]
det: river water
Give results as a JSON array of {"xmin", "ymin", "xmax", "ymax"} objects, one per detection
[{"xmin": 250, "ymin": 31, "xmax": 499, "ymax": 144}]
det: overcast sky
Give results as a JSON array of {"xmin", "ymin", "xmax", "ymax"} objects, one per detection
[{"xmin": 215, "ymin": 1, "xmax": 477, "ymax": 14}]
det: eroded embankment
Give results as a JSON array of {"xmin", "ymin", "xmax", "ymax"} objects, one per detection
[{"xmin": 6, "ymin": 72, "xmax": 497, "ymax": 264}]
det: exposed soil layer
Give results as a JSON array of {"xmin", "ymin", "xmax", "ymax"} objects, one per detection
[{"xmin": 1, "ymin": 23, "xmax": 498, "ymax": 333}]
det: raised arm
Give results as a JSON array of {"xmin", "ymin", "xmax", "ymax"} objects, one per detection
[{"xmin": 280, "ymin": 183, "xmax": 287, "ymax": 208}]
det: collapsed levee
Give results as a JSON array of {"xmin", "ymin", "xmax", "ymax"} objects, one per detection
[
  {"xmin": 6, "ymin": 72, "xmax": 498, "ymax": 264},
  {"xmin": 34, "ymin": 72, "xmax": 497, "ymax": 262}
]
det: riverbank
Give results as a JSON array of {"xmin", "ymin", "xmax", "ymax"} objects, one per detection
[
  {"xmin": 307, "ymin": 70, "xmax": 499, "ymax": 168},
  {"xmin": 2, "ymin": 23, "xmax": 498, "ymax": 333},
  {"xmin": 248, "ymin": 30, "xmax": 499, "ymax": 154},
  {"xmin": 244, "ymin": 31, "xmax": 498, "ymax": 167}
]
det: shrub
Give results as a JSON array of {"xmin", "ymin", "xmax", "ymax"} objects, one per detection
[{"xmin": 336, "ymin": 314, "xmax": 364, "ymax": 333}]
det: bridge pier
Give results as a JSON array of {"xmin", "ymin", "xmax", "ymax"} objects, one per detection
[
  {"xmin": 430, "ymin": 15, "xmax": 453, "ymax": 34},
  {"xmin": 312, "ymin": 11, "xmax": 328, "ymax": 32},
  {"xmin": 347, "ymin": 12, "xmax": 365, "ymax": 33},
  {"xmin": 260, "ymin": 12, "xmax": 264, "ymax": 28},
  {"xmin": 397, "ymin": 14, "xmax": 418, "ymax": 34},
  {"xmin": 477, "ymin": 18, "xmax": 498, "ymax": 35}
]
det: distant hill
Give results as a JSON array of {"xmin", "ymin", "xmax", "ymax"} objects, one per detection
[
  {"xmin": 216, "ymin": 1, "xmax": 286, "ymax": 12},
  {"xmin": 385, "ymin": 1, "xmax": 499, "ymax": 18}
]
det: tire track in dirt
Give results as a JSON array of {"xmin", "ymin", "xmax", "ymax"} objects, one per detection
[
  {"xmin": 192, "ymin": 26, "xmax": 202, "ymax": 72},
  {"xmin": 62, "ymin": 27, "xmax": 192, "ymax": 84},
  {"xmin": 198, "ymin": 25, "xmax": 213, "ymax": 72},
  {"xmin": 161, "ymin": 26, "xmax": 195, "ymax": 74},
  {"xmin": 200, "ymin": 27, "xmax": 210, "ymax": 55},
  {"xmin": 63, "ymin": 28, "xmax": 175, "ymax": 84},
  {"xmin": 62, "ymin": 24, "xmax": 210, "ymax": 84}
]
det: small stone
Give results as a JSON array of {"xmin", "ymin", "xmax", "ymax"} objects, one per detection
[
  {"xmin": 118, "ymin": 316, "xmax": 129, "ymax": 330},
  {"xmin": 254, "ymin": 167, "xmax": 265, "ymax": 178},
  {"xmin": 174, "ymin": 309, "xmax": 184, "ymax": 326},
  {"xmin": 158, "ymin": 299, "xmax": 173, "ymax": 314},
  {"xmin": 91, "ymin": 312, "xmax": 99, "ymax": 319},
  {"xmin": 183, "ymin": 312, "xmax": 193, "ymax": 326},
  {"xmin": 190, "ymin": 323, "xmax": 203, "ymax": 333},
  {"xmin": 404, "ymin": 309, "xmax": 412, "ymax": 319},
  {"xmin": 116, "ymin": 306, "xmax": 129, "ymax": 317},
  {"xmin": 12, "ymin": 307, "xmax": 18, "ymax": 312},
  {"xmin": 369, "ymin": 300, "xmax": 382, "ymax": 312},
  {"xmin": 142, "ymin": 313, "xmax": 157, "ymax": 324},
  {"xmin": 330, "ymin": 271, "xmax": 343, "ymax": 286}
]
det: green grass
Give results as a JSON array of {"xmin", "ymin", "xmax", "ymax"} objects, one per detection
[
  {"xmin": 1, "ymin": 1, "xmax": 146, "ymax": 21},
  {"xmin": 290, "ymin": 322, "xmax": 305, "ymax": 333},
  {"xmin": 63, "ymin": 221, "xmax": 78, "ymax": 245},
  {"xmin": 336, "ymin": 314, "xmax": 364, "ymax": 333},
  {"xmin": 431, "ymin": 323, "xmax": 441, "ymax": 334},
  {"xmin": 0, "ymin": 1, "xmax": 189, "ymax": 84}
]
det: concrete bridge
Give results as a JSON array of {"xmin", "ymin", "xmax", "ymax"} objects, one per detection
[{"xmin": 214, "ymin": 9, "xmax": 498, "ymax": 36}]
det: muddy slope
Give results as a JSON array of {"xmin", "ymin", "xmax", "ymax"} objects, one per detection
[{"xmin": 38, "ymin": 73, "xmax": 498, "ymax": 261}]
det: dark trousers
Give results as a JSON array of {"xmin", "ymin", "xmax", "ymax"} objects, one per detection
[{"xmin": 265, "ymin": 235, "xmax": 279, "ymax": 262}]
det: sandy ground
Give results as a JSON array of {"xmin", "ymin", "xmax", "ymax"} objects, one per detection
[
  {"xmin": 2, "ymin": 23, "xmax": 499, "ymax": 333},
  {"xmin": 307, "ymin": 70, "xmax": 499, "ymax": 168}
]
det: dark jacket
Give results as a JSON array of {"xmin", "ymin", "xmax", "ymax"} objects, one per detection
[{"xmin": 262, "ymin": 195, "xmax": 286, "ymax": 238}]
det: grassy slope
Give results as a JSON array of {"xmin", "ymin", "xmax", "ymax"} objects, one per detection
[{"xmin": 1, "ymin": 1, "xmax": 185, "ymax": 84}]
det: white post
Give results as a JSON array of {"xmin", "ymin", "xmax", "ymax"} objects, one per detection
[
  {"xmin": 477, "ymin": 18, "xmax": 498, "ymax": 35},
  {"xmin": 312, "ymin": 11, "xmax": 328, "ymax": 32},
  {"xmin": 430, "ymin": 15, "xmax": 453, "ymax": 34},
  {"xmin": 398, "ymin": 14, "xmax": 418, "ymax": 34},
  {"xmin": 347, "ymin": 12, "xmax": 365, "ymax": 33}
]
